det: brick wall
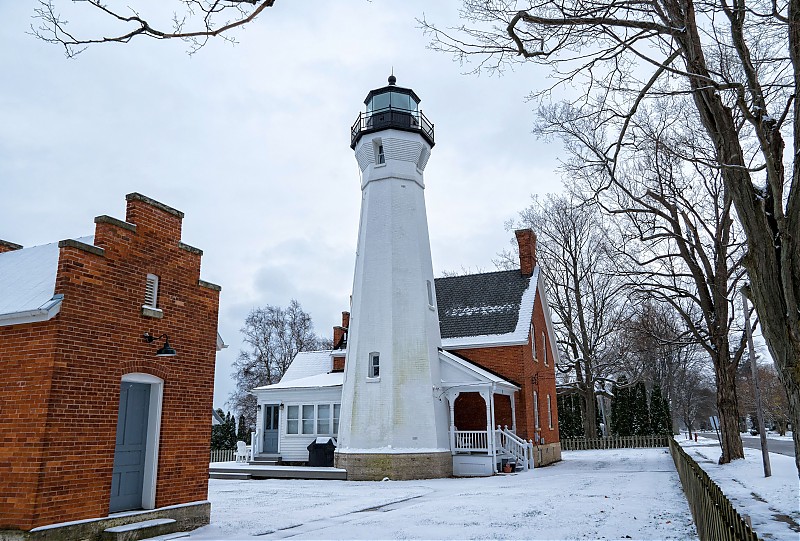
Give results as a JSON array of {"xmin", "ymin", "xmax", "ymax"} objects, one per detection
[
  {"xmin": 449, "ymin": 288, "xmax": 560, "ymax": 444},
  {"xmin": 0, "ymin": 193, "xmax": 220, "ymax": 530}
]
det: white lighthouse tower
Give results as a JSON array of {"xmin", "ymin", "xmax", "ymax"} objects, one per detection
[{"xmin": 335, "ymin": 76, "xmax": 452, "ymax": 480}]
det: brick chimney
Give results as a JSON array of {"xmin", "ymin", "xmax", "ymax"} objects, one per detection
[
  {"xmin": 0, "ymin": 240, "xmax": 23, "ymax": 254},
  {"xmin": 333, "ymin": 326, "xmax": 346, "ymax": 349},
  {"xmin": 342, "ymin": 311, "xmax": 350, "ymax": 329},
  {"xmin": 515, "ymin": 229, "xmax": 537, "ymax": 277}
]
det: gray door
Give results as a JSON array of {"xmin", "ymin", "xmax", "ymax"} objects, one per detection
[
  {"xmin": 263, "ymin": 404, "xmax": 279, "ymax": 453},
  {"xmin": 110, "ymin": 382, "xmax": 150, "ymax": 513}
]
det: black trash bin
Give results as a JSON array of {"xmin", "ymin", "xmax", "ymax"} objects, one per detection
[{"xmin": 307, "ymin": 437, "xmax": 337, "ymax": 467}]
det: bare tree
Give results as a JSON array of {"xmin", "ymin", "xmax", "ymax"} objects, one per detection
[
  {"xmin": 31, "ymin": 0, "xmax": 276, "ymax": 57},
  {"xmin": 502, "ymin": 193, "xmax": 628, "ymax": 438},
  {"xmin": 541, "ymin": 98, "xmax": 751, "ymax": 462},
  {"xmin": 425, "ymin": 0, "xmax": 800, "ymax": 474},
  {"xmin": 228, "ymin": 299, "xmax": 324, "ymax": 430}
]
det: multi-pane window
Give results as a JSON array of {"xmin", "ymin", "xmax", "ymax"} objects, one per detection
[
  {"xmin": 333, "ymin": 404, "xmax": 341, "ymax": 434},
  {"xmin": 285, "ymin": 403, "xmax": 341, "ymax": 436},
  {"xmin": 302, "ymin": 405, "xmax": 315, "ymax": 434},
  {"xmin": 374, "ymin": 139, "xmax": 385, "ymax": 165},
  {"xmin": 531, "ymin": 324, "xmax": 537, "ymax": 360},
  {"xmin": 533, "ymin": 391, "xmax": 540, "ymax": 429},
  {"xmin": 547, "ymin": 394, "xmax": 553, "ymax": 429},
  {"xmin": 144, "ymin": 274, "xmax": 159, "ymax": 308},
  {"xmin": 317, "ymin": 404, "xmax": 331, "ymax": 435},
  {"xmin": 287, "ymin": 405, "xmax": 299, "ymax": 434},
  {"xmin": 369, "ymin": 352, "xmax": 380, "ymax": 378}
]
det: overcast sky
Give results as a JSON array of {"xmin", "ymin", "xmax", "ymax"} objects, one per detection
[{"xmin": 0, "ymin": 2, "xmax": 565, "ymax": 409}]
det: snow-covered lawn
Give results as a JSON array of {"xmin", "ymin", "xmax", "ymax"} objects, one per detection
[
  {"xmin": 191, "ymin": 448, "xmax": 696, "ymax": 540},
  {"xmin": 680, "ymin": 437, "xmax": 799, "ymax": 540}
]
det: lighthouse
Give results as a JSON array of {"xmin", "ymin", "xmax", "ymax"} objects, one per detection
[{"xmin": 335, "ymin": 76, "xmax": 452, "ymax": 480}]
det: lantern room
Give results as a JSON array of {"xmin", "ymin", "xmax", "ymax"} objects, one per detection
[{"xmin": 350, "ymin": 75, "xmax": 435, "ymax": 149}]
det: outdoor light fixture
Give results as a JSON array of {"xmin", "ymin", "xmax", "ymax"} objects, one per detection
[{"xmin": 143, "ymin": 332, "xmax": 177, "ymax": 357}]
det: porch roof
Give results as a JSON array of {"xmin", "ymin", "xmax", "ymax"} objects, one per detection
[{"xmin": 439, "ymin": 349, "xmax": 519, "ymax": 395}]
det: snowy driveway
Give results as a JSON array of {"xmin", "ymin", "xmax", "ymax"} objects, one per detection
[{"xmin": 190, "ymin": 448, "xmax": 697, "ymax": 540}]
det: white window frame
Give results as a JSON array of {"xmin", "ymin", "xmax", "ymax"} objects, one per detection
[
  {"xmin": 531, "ymin": 323, "xmax": 537, "ymax": 360},
  {"xmin": 542, "ymin": 331, "xmax": 547, "ymax": 365},
  {"xmin": 373, "ymin": 139, "xmax": 385, "ymax": 165},
  {"xmin": 286, "ymin": 405, "xmax": 299, "ymax": 434},
  {"xmin": 547, "ymin": 394, "xmax": 553, "ymax": 429},
  {"xmin": 284, "ymin": 403, "xmax": 341, "ymax": 436},
  {"xmin": 316, "ymin": 404, "xmax": 331, "ymax": 435},
  {"xmin": 301, "ymin": 405, "xmax": 315, "ymax": 435},
  {"xmin": 426, "ymin": 280, "xmax": 435, "ymax": 309},
  {"xmin": 368, "ymin": 352, "xmax": 380, "ymax": 379},
  {"xmin": 533, "ymin": 391, "xmax": 540, "ymax": 430}
]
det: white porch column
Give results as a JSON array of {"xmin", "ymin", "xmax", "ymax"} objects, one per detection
[
  {"xmin": 480, "ymin": 390, "xmax": 495, "ymax": 472},
  {"xmin": 447, "ymin": 391, "xmax": 460, "ymax": 454},
  {"xmin": 511, "ymin": 393, "xmax": 517, "ymax": 433}
]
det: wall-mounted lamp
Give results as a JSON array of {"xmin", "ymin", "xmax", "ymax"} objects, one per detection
[{"xmin": 143, "ymin": 333, "xmax": 177, "ymax": 357}]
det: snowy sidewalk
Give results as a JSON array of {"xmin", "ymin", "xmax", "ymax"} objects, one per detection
[
  {"xmin": 680, "ymin": 437, "xmax": 800, "ymax": 540},
  {"xmin": 189, "ymin": 448, "xmax": 696, "ymax": 540}
]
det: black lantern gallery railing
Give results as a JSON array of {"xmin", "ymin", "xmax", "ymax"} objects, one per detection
[{"xmin": 350, "ymin": 106, "xmax": 435, "ymax": 149}]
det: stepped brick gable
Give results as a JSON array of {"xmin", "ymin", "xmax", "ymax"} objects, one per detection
[{"xmin": 0, "ymin": 193, "xmax": 221, "ymax": 532}]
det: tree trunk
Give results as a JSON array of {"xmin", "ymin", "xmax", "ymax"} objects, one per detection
[
  {"xmin": 582, "ymin": 386, "xmax": 598, "ymax": 439},
  {"xmin": 714, "ymin": 359, "xmax": 745, "ymax": 463}
]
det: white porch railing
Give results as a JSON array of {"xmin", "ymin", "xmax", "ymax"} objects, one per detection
[
  {"xmin": 452, "ymin": 430, "xmax": 489, "ymax": 452},
  {"xmin": 495, "ymin": 425, "xmax": 534, "ymax": 471},
  {"xmin": 210, "ymin": 449, "xmax": 236, "ymax": 463}
]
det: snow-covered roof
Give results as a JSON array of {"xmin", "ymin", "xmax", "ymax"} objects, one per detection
[
  {"xmin": 280, "ymin": 350, "xmax": 335, "ymax": 382},
  {"xmin": 0, "ymin": 236, "xmax": 94, "ymax": 326},
  {"xmin": 437, "ymin": 267, "xmax": 539, "ymax": 349},
  {"xmin": 253, "ymin": 371, "xmax": 343, "ymax": 391}
]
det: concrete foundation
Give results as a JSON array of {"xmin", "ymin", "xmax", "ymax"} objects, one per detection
[
  {"xmin": 335, "ymin": 451, "xmax": 453, "ymax": 481},
  {"xmin": 533, "ymin": 442, "xmax": 562, "ymax": 467}
]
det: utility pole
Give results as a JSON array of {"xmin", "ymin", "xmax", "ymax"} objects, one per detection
[{"xmin": 741, "ymin": 287, "xmax": 771, "ymax": 477}]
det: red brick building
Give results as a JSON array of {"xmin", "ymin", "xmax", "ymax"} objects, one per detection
[
  {"xmin": 250, "ymin": 228, "xmax": 561, "ymax": 476},
  {"xmin": 0, "ymin": 193, "xmax": 221, "ymax": 538}
]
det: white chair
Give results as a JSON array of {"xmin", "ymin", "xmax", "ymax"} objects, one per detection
[{"xmin": 236, "ymin": 440, "xmax": 249, "ymax": 463}]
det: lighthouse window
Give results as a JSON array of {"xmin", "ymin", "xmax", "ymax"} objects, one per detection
[
  {"xmin": 373, "ymin": 139, "xmax": 385, "ymax": 165},
  {"xmin": 369, "ymin": 352, "xmax": 380, "ymax": 378},
  {"xmin": 426, "ymin": 280, "xmax": 434, "ymax": 307},
  {"xmin": 371, "ymin": 92, "xmax": 390, "ymax": 111}
]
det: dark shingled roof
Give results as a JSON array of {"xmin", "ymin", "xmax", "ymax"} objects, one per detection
[{"xmin": 434, "ymin": 269, "xmax": 531, "ymax": 339}]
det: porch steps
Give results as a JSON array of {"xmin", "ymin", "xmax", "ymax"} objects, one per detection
[
  {"xmin": 102, "ymin": 518, "xmax": 179, "ymax": 541},
  {"xmin": 249, "ymin": 453, "xmax": 281, "ymax": 466},
  {"xmin": 209, "ymin": 471, "xmax": 252, "ymax": 480}
]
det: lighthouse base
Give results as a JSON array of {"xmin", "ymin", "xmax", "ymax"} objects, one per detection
[{"xmin": 335, "ymin": 450, "xmax": 453, "ymax": 481}]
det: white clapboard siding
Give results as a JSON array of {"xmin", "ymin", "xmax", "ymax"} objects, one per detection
[{"xmin": 259, "ymin": 385, "xmax": 343, "ymax": 463}]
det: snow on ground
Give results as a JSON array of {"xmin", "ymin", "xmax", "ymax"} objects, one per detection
[
  {"xmin": 679, "ymin": 436, "xmax": 799, "ymax": 540},
  {"xmin": 192, "ymin": 448, "xmax": 696, "ymax": 540}
]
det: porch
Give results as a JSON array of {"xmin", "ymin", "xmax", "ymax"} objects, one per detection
[{"xmin": 440, "ymin": 350, "xmax": 533, "ymax": 476}]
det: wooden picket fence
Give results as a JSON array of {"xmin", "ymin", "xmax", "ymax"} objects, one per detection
[
  {"xmin": 667, "ymin": 437, "xmax": 761, "ymax": 541},
  {"xmin": 560, "ymin": 434, "xmax": 669, "ymax": 450},
  {"xmin": 210, "ymin": 448, "xmax": 236, "ymax": 463}
]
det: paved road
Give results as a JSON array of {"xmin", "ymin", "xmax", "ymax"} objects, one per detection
[{"xmin": 697, "ymin": 431, "xmax": 795, "ymax": 457}]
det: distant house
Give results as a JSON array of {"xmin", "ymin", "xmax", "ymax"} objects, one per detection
[
  {"xmin": 0, "ymin": 194, "xmax": 222, "ymax": 538},
  {"xmin": 252, "ymin": 229, "xmax": 561, "ymax": 476}
]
